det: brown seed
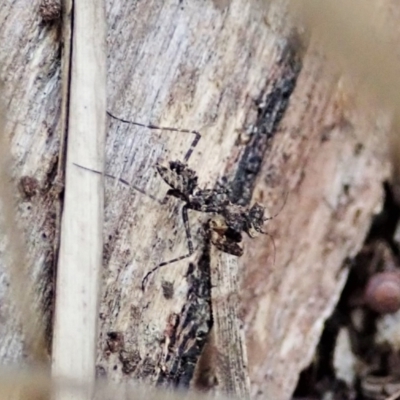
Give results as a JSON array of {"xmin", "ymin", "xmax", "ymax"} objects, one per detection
[{"xmin": 365, "ymin": 271, "xmax": 400, "ymax": 314}]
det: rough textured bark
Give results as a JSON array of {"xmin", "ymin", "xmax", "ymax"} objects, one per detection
[
  {"xmin": 0, "ymin": 1, "xmax": 391, "ymax": 399},
  {"xmin": 0, "ymin": 0, "xmax": 62, "ymax": 362}
]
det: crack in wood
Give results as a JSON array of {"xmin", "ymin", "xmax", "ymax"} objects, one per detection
[
  {"xmin": 230, "ymin": 40, "xmax": 303, "ymax": 206},
  {"xmin": 156, "ymin": 246, "xmax": 212, "ymax": 389}
]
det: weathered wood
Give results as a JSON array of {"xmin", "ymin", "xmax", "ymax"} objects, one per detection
[
  {"xmin": 0, "ymin": 0, "xmax": 63, "ymax": 362},
  {"xmin": 52, "ymin": 0, "xmax": 106, "ymax": 399},
  {"xmin": 95, "ymin": 0, "xmax": 305, "ymax": 393},
  {"xmin": 0, "ymin": 1, "xmax": 392, "ymax": 399},
  {"xmin": 96, "ymin": 2, "xmax": 389, "ymax": 398},
  {"xmin": 241, "ymin": 62, "xmax": 390, "ymax": 397},
  {"xmin": 208, "ymin": 247, "xmax": 250, "ymax": 398}
]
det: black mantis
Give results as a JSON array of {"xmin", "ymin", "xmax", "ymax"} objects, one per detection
[{"xmin": 75, "ymin": 111, "xmax": 286, "ymax": 290}]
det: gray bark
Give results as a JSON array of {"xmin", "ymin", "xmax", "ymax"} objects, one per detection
[{"xmin": 0, "ymin": 0, "xmax": 391, "ymax": 399}]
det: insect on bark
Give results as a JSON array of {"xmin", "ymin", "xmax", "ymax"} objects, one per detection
[
  {"xmin": 142, "ymin": 159, "xmax": 286, "ymax": 289},
  {"xmin": 74, "ymin": 111, "xmax": 286, "ymax": 291}
]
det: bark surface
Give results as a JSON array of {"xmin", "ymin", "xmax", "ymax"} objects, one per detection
[{"xmin": 0, "ymin": 1, "xmax": 391, "ymax": 399}]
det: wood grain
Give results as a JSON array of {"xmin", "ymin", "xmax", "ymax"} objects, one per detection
[
  {"xmin": 209, "ymin": 246, "xmax": 250, "ymax": 398},
  {"xmin": 0, "ymin": 1, "xmax": 392, "ymax": 399},
  {"xmin": 52, "ymin": 0, "xmax": 106, "ymax": 398}
]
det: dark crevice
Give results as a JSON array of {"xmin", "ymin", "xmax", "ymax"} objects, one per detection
[
  {"xmin": 156, "ymin": 240, "xmax": 213, "ymax": 389},
  {"xmin": 229, "ymin": 39, "xmax": 303, "ymax": 206}
]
